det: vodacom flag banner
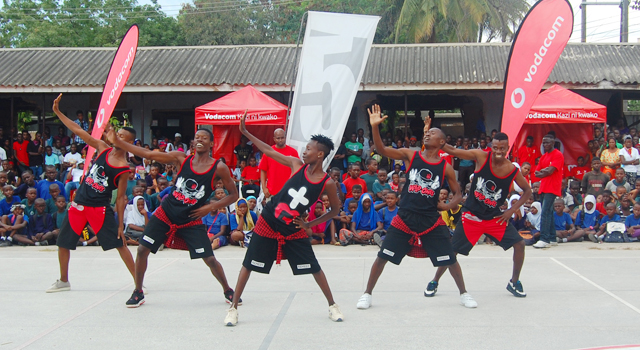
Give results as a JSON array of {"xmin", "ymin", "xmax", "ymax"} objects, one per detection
[
  {"xmin": 83, "ymin": 25, "xmax": 139, "ymax": 174},
  {"xmin": 286, "ymin": 11, "xmax": 380, "ymax": 168},
  {"xmin": 500, "ymin": 0, "xmax": 573, "ymax": 149}
]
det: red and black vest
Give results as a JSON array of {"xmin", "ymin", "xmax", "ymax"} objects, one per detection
[
  {"xmin": 398, "ymin": 151, "xmax": 446, "ymax": 219},
  {"xmin": 75, "ymin": 148, "xmax": 128, "ymax": 207},
  {"xmin": 464, "ymin": 152, "xmax": 519, "ymax": 220}
]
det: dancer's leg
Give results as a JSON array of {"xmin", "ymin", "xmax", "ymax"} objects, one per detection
[{"xmin": 203, "ymin": 256, "xmax": 231, "ymax": 291}]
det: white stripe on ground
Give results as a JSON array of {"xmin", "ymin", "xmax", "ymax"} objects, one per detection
[
  {"xmin": 15, "ymin": 258, "xmax": 179, "ymax": 350},
  {"xmin": 551, "ymin": 257, "xmax": 640, "ymax": 315},
  {"xmin": 258, "ymin": 292, "xmax": 297, "ymax": 350}
]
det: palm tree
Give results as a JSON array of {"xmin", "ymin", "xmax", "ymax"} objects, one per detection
[{"xmin": 394, "ymin": 0, "xmax": 529, "ymax": 43}]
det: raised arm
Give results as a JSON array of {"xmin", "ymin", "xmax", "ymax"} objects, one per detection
[
  {"xmin": 106, "ymin": 126, "xmax": 185, "ymax": 166},
  {"xmin": 52, "ymin": 94, "xmax": 108, "ymax": 152},
  {"xmin": 239, "ymin": 112, "xmax": 303, "ymax": 172},
  {"xmin": 441, "ymin": 143, "xmax": 486, "ymax": 162},
  {"xmin": 368, "ymin": 105, "xmax": 414, "ymax": 162}
]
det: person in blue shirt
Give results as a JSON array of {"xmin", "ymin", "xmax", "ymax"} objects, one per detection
[
  {"xmin": 625, "ymin": 202, "xmax": 640, "ymax": 240},
  {"xmin": 25, "ymin": 198, "xmax": 55, "ymax": 246},
  {"xmin": 202, "ymin": 198, "xmax": 229, "ymax": 250},
  {"xmin": 593, "ymin": 202, "xmax": 622, "ymax": 242},
  {"xmin": 0, "ymin": 203, "xmax": 28, "ymax": 246},
  {"xmin": 339, "ymin": 193, "xmax": 378, "ymax": 245},
  {"xmin": 0, "ymin": 185, "xmax": 21, "ymax": 216},
  {"xmin": 553, "ymin": 199, "xmax": 578, "ymax": 243},
  {"xmin": 575, "ymin": 195, "xmax": 600, "ymax": 240},
  {"xmin": 372, "ymin": 191, "xmax": 399, "ymax": 246},
  {"xmin": 36, "ymin": 166, "xmax": 67, "ymax": 201},
  {"xmin": 343, "ymin": 184, "xmax": 362, "ymax": 212},
  {"xmin": 229, "ymin": 198, "xmax": 258, "ymax": 246}
]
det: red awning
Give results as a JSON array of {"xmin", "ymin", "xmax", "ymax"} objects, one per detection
[
  {"xmin": 524, "ymin": 84, "xmax": 607, "ymax": 124},
  {"xmin": 195, "ymin": 85, "xmax": 288, "ymax": 125}
]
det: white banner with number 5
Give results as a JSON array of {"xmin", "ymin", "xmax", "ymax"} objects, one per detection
[{"xmin": 286, "ymin": 11, "xmax": 380, "ymax": 168}]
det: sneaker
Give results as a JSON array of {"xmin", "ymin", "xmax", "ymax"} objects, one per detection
[
  {"xmin": 328, "ymin": 304, "xmax": 344, "ymax": 322},
  {"xmin": 588, "ymin": 233, "xmax": 598, "ymax": 243},
  {"xmin": 550, "ymin": 240, "xmax": 558, "ymax": 246},
  {"xmin": 424, "ymin": 281, "xmax": 438, "ymax": 297},
  {"xmin": 46, "ymin": 279, "xmax": 70, "ymax": 293},
  {"xmin": 126, "ymin": 289, "xmax": 145, "ymax": 308},
  {"xmin": 373, "ymin": 232, "xmax": 383, "ymax": 247},
  {"xmin": 459, "ymin": 293, "xmax": 478, "ymax": 308},
  {"xmin": 532, "ymin": 240, "xmax": 550, "ymax": 249},
  {"xmin": 597, "ymin": 235, "xmax": 604, "ymax": 243},
  {"xmin": 224, "ymin": 289, "xmax": 242, "ymax": 305},
  {"xmin": 356, "ymin": 293, "xmax": 372, "ymax": 309},
  {"xmin": 506, "ymin": 280, "xmax": 527, "ymax": 297},
  {"xmin": 0, "ymin": 240, "xmax": 12, "ymax": 247},
  {"xmin": 224, "ymin": 307, "xmax": 238, "ymax": 326},
  {"xmin": 555, "ymin": 237, "xmax": 561, "ymax": 243}
]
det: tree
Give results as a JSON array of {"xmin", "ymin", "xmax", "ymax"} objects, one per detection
[{"xmin": 0, "ymin": 0, "xmax": 182, "ymax": 48}]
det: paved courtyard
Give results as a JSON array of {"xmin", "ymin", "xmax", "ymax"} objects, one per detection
[{"xmin": 2, "ymin": 243, "xmax": 640, "ymax": 350}]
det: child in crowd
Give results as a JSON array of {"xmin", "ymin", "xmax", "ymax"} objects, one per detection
[
  {"xmin": 620, "ymin": 198, "xmax": 632, "ymax": 219},
  {"xmin": 605, "ymin": 168, "xmax": 631, "ymax": 193},
  {"xmin": 307, "ymin": 200, "xmax": 333, "ymax": 245},
  {"xmin": 372, "ymin": 168, "xmax": 391, "ymax": 201},
  {"xmin": 595, "ymin": 190, "xmax": 613, "ymax": 215},
  {"xmin": 0, "ymin": 204, "xmax": 27, "ymax": 246},
  {"xmin": 329, "ymin": 167, "xmax": 346, "ymax": 203},
  {"xmin": 124, "ymin": 195, "xmax": 149, "ymax": 244},
  {"xmin": 389, "ymin": 172, "xmax": 400, "ymax": 192},
  {"xmin": 202, "ymin": 198, "xmax": 229, "ymax": 250},
  {"xmin": 0, "ymin": 185, "xmax": 21, "ymax": 216},
  {"xmin": 568, "ymin": 181, "xmax": 584, "ymax": 220},
  {"xmin": 508, "ymin": 194, "xmax": 526, "ymax": 230},
  {"xmin": 145, "ymin": 164, "xmax": 163, "ymax": 195},
  {"xmin": 46, "ymin": 184, "xmax": 61, "ymax": 214},
  {"xmin": 240, "ymin": 156, "xmax": 260, "ymax": 198},
  {"xmin": 522, "ymin": 201, "xmax": 541, "ymax": 244},
  {"xmin": 575, "ymin": 195, "xmax": 601, "ymax": 240},
  {"xmin": 592, "ymin": 202, "xmax": 622, "ymax": 243},
  {"xmin": 373, "ymin": 191, "xmax": 399, "ymax": 246},
  {"xmin": 0, "ymin": 171, "xmax": 8, "ymax": 202},
  {"xmin": 229, "ymin": 198, "xmax": 257, "ymax": 247},
  {"xmin": 343, "ymin": 184, "xmax": 362, "ymax": 212},
  {"xmin": 2, "ymin": 160, "xmax": 18, "ymax": 186},
  {"xmin": 338, "ymin": 193, "xmax": 378, "ymax": 246},
  {"xmin": 246, "ymin": 196, "xmax": 259, "ymax": 216},
  {"xmin": 232, "ymin": 160, "xmax": 246, "ymax": 184},
  {"xmin": 51, "ymin": 195, "xmax": 67, "ymax": 238},
  {"xmin": 553, "ymin": 199, "xmax": 579, "ymax": 243},
  {"xmin": 44, "ymin": 146, "xmax": 60, "ymax": 171},
  {"xmin": 569, "ymin": 156, "xmax": 590, "ymax": 181},
  {"xmin": 25, "ymin": 198, "xmax": 56, "ymax": 246},
  {"xmin": 21, "ymin": 187, "xmax": 37, "ymax": 217},
  {"xmin": 343, "ymin": 163, "xmax": 367, "ymax": 198},
  {"xmin": 625, "ymin": 202, "xmax": 640, "ymax": 241}
]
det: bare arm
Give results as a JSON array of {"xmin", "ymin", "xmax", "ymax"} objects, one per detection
[
  {"xmin": 534, "ymin": 165, "xmax": 557, "ymax": 179},
  {"xmin": 52, "ymin": 94, "xmax": 108, "ymax": 152},
  {"xmin": 293, "ymin": 179, "xmax": 342, "ymax": 230},
  {"xmin": 116, "ymin": 174, "xmax": 129, "ymax": 243},
  {"xmin": 497, "ymin": 171, "xmax": 532, "ymax": 224},
  {"xmin": 368, "ymin": 105, "xmax": 414, "ymax": 162},
  {"xmin": 260, "ymin": 170, "xmax": 270, "ymax": 198},
  {"xmin": 239, "ymin": 112, "xmax": 302, "ymax": 173},
  {"xmin": 441, "ymin": 143, "xmax": 486, "ymax": 162},
  {"xmin": 106, "ymin": 126, "xmax": 185, "ymax": 166},
  {"xmin": 439, "ymin": 163, "xmax": 462, "ymax": 212}
]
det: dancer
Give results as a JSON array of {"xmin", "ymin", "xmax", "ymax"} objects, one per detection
[
  {"xmin": 47, "ymin": 94, "xmax": 136, "ymax": 293},
  {"xmin": 224, "ymin": 113, "xmax": 344, "ymax": 326},
  {"xmin": 427, "ymin": 131, "xmax": 532, "ymax": 298},
  {"xmin": 357, "ymin": 104, "xmax": 476, "ymax": 310},
  {"xmin": 106, "ymin": 126, "xmax": 239, "ymax": 308}
]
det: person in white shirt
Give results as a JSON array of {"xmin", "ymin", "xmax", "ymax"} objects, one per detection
[
  {"xmin": 64, "ymin": 161, "xmax": 85, "ymax": 194},
  {"xmin": 619, "ymin": 136, "xmax": 640, "ymax": 188},
  {"xmin": 0, "ymin": 146, "xmax": 6, "ymax": 171}
]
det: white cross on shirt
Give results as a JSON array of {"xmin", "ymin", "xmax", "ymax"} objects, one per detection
[{"xmin": 288, "ymin": 187, "xmax": 309, "ymax": 209}]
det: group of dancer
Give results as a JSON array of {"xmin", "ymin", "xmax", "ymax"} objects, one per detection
[{"xmin": 45, "ymin": 95, "xmax": 531, "ymax": 326}]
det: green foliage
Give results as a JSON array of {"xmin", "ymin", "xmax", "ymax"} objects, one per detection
[
  {"xmin": 16, "ymin": 111, "xmax": 34, "ymax": 132},
  {"xmin": 629, "ymin": 100, "xmax": 640, "ymax": 111}
]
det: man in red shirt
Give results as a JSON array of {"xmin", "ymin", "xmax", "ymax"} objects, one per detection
[
  {"xmin": 258, "ymin": 129, "xmax": 298, "ymax": 198},
  {"xmin": 13, "ymin": 131, "xmax": 30, "ymax": 172},
  {"xmin": 533, "ymin": 134, "xmax": 564, "ymax": 248},
  {"xmin": 568, "ymin": 156, "xmax": 590, "ymax": 181},
  {"xmin": 343, "ymin": 163, "xmax": 367, "ymax": 198},
  {"xmin": 516, "ymin": 136, "xmax": 540, "ymax": 166},
  {"xmin": 240, "ymin": 156, "xmax": 260, "ymax": 198}
]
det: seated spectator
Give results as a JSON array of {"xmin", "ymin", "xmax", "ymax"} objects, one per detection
[
  {"xmin": 613, "ymin": 185, "xmax": 628, "ymax": 208},
  {"xmin": 575, "ymin": 195, "xmax": 600, "ymax": 240},
  {"xmin": 0, "ymin": 185, "xmax": 21, "ymax": 216},
  {"xmin": 145, "ymin": 163, "xmax": 163, "ymax": 195},
  {"xmin": 343, "ymin": 184, "xmax": 363, "ymax": 212},
  {"xmin": 372, "ymin": 168, "xmax": 391, "ymax": 201},
  {"xmin": 240, "ymin": 156, "xmax": 260, "ymax": 198},
  {"xmin": 77, "ymin": 225, "xmax": 98, "ymax": 246},
  {"xmin": 44, "ymin": 146, "xmax": 60, "ymax": 171},
  {"xmin": 162, "ymin": 164, "xmax": 176, "ymax": 183},
  {"xmin": 374, "ymin": 191, "xmax": 399, "ymax": 246},
  {"xmin": 569, "ymin": 157, "xmax": 590, "ymax": 181},
  {"xmin": 64, "ymin": 161, "xmax": 85, "ymax": 195},
  {"xmin": 531, "ymin": 181, "xmax": 541, "ymax": 202},
  {"xmin": 0, "ymin": 204, "xmax": 27, "ymax": 246},
  {"xmin": 595, "ymin": 190, "xmax": 613, "ymax": 215},
  {"xmin": 246, "ymin": 196, "xmax": 259, "ymax": 216},
  {"xmin": 37, "ymin": 166, "xmax": 66, "ymax": 201},
  {"xmin": 232, "ymin": 160, "xmax": 245, "ymax": 184},
  {"xmin": 523, "ymin": 201, "xmax": 541, "ymax": 241},
  {"xmin": 127, "ymin": 186, "xmax": 151, "ymax": 211},
  {"xmin": 21, "ymin": 187, "xmax": 37, "ymax": 217},
  {"xmin": 568, "ymin": 181, "xmax": 584, "ymax": 220},
  {"xmin": 329, "ymin": 167, "xmax": 346, "ymax": 203},
  {"xmin": 605, "ymin": 168, "xmax": 631, "ymax": 194},
  {"xmin": 124, "ymin": 195, "xmax": 149, "ymax": 244},
  {"xmin": 2, "ymin": 160, "xmax": 18, "ymax": 186},
  {"xmin": 343, "ymin": 163, "xmax": 367, "ymax": 199},
  {"xmin": 51, "ymin": 195, "xmax": 67, "ymax": 238},
  {"xmin": 339, "ymin": 193, "xmax": 378, "ymax": 246},
  {"xmin": 25, "ymin": 198, "xmax": 56, "ymax": 246},
  {"xmin": 553, "ymin": 199, "xmax": 581, "ymax": 243},
  {"xmin": 307, "ymin": 200, "xmax": 334, "ymax": 245},
  {"xmin": 360, "ymin": 159, "xmax": 379, "ymax": 193},
  {"xmin": 508, "ymin": 194, "xmax": 526, "ymax": 230},
  {"xmin": 14, "ymin": 171, "xmax": 37, "ymax": 199},
  {"xmin": 46, "ymin": 184, "xmax": 61, "ymax": 214},
  {"xmin": 625, "ymin": 202, "xmax": 640, "ymax": 241},
  {"xmin": 0, "ymin": 171, "xmax": 8, "ymax": 202},
  {"xmin": 560, "ymin": 179, "xmax": 575, "ymax": 213},
  {"xmin": 229, "ymin": 198, "xmax": 257, "ymax": 246},
  {"xmin": 202, "ymin": 198, "xmax": 229, "ymax": 250},
  {"xmin": 620, "ymin": 197, "xmax": 632, "ymax": 219},
  {"xmin": 389, "ymin": 172, "xmax": 400, "ymax": 192},
  {"xmin": 591, "ymin": 202, "xmax": 621, "ymax": 243}
]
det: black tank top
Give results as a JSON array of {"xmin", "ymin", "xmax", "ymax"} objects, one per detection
[
  {"xmin": 75, "ymin": 148, "xmax": 129, "ymax": 207},
  {"xmin": 261, "ymin": 164, "xmax": 329, "ymax": 236},
  {"xmin": 398, "ymin": 151, "xmax": 446, "ymax": 218},
  {"xmin": 161, "ymin": 156, "xmax": 219, "ymax": 225},
  {"xmin": 464, "ymin": 152, "xmax": 519, "ymax": 220}
]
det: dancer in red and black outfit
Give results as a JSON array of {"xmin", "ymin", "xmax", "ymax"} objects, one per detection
[
  {"xmin": 356, "ymin": 105, "xmax": 477, "ymax": 310},
  {"xmin": 427, "ymin": 132, "xmax": 532, "ymax": 298},
  {"xmin": 47, "ymin": 94, "xmax": 136, "ymax": 293},
  {"xmin": 107, "ymin": 127, "xmax": 239, "ymax": 308},
  {"xmin": 224, "ymin": 113, "xmax": 344, "ymax": 326}
]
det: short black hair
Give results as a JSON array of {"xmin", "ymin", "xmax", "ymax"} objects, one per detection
[
  {"xmin": 387, "ymin": 191, "xmax": 398, "ymax": 197},
  {"xmin": 76, "ymin": 110, "xmax": 83, "ymax": 115},
  {"xmin": 493, "ymin": 132, "xmax": 509, "ymax": 142},
  {"xmin": 330, "ymin": 167, "xmax": 341, "ymax": 173},
  {"xmin": 136, "ymin": 179, "xmax": 146, "ymax": 186},
  {"xmin": 352, "ymin": 184, "xmax": 363, "ymax": 192},
  {"xmin": 121, "ymin": 126, "xmax": 137, "ymax": 137},
  {"xmin": 366, "ymin": 158, "xmax": 377, "ymax": 166},
  {"xmin": 197, "ymin": 128, "xmax": 214, "ymax": 142},
  {"xmin": 311, "ymin": 134, "xmax": 334, "ymax": 159},
  {"xmin": 526, "ymin": 136, "xmax": 534, "ymax": 141},
  {"xmin": 602, "ymin": 189, "xmax": 612, "ymax": 196},
  {"xmin": 592, "ymin": 157, "xmax": 601, "ymax": 162}
]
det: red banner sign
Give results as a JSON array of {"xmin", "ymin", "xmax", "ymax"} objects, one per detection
[
  {"xmin": 83, "ymin": 25, "xmax": 139, "ymax": 173},
  {"xmin": 500, "ymin": 0, "xmax": 573, "ymax": 149}
]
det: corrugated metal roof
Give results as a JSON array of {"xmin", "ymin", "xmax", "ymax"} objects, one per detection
[{"xmin": 1, "ymin": 43, "xmax": 639, "ymax": 91}]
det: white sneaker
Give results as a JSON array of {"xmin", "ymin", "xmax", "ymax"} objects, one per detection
[
  {"xmin": 328, "ymin": 304, "xmax": 344, "ymax": 322},
  {"xmin": 356, "ymin": 293, "xmax": 372, "ymax": 309},
  {"xmin": 224, "ymin": 307, "xmax": 238, "ymax": 326},
  {"xmin": 460, "ymin": 293, "xmax": 478, "ymax": 308},
  {"xmin": 46, "ymin": 279, "xmax": 70, "ymax": 293},
  {"xmin": 532, "ymin": 240, "xmax": 550, "ymax": 249}
]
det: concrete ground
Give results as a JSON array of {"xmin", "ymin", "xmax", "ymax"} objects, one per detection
[{"xmin": 2, "ymin": 243, "xmax": 640, "ymax": 350}]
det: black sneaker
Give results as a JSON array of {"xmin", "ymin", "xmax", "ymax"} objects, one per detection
[
  {"xmin": 424, "ymin": 281, "xmax": 438, "ymax": 297},
  {"xmin": 224, "ymin": 289, "xmax": 242, "ymax": 305},
  {"xmin": 126, "ymin": 289, "xmax": 145, "ymax": 308},
  {"xmin": 507, "ymin": 280, "xmax": 527, "ymax": 298}
]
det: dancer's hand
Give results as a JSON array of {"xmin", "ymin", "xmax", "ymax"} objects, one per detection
[
  {"xmin": 104, "ymin": 124, "xmax": 118, "ymax": 145},
  {"xmin": 495, "ymin": 210, "xmax": 512, "ymax": 225},
  {"xmin": 239, "ymin": 109, "xmax": 249, "ymax": 135},
  {"xmin": 423, "ymin": 114, "xmax": 432, "ymax": 133},
  {"xmin": 118, "ymin": 224, "xmax": 125, "ymax": 244},
  {"xmin": 367, "ymin": 104, "xmax": 387, "ymax": 127},
  {"xmin": 52, "ymin": 93, "xmax": 62, "ymax": 114},
  {"xmin": 189, "ymin": 205, "xmax": 211, "ymax": 220},
  {"xmin": 293, "ymin": 216, "xmax": 310, "ymax": 230}
]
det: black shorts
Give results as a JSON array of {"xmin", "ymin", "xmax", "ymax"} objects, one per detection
[
  {"xmin": 451, "ymin": 216, "xmax": 523, "ymax": 256},
  {"xmin": 377, "ymin": 211, "xmax": 456, "ymax": 267},
  {"xmin": 57, "ymin": 205, "xmax": 122, "ymax": 251},
  {"xmin": 140, "ymin": 215, "xmax": 213, "ymax": 259},
  {"xmin": 242, "ymin": 233, "xmax": 321, "ymax": 275}
]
